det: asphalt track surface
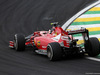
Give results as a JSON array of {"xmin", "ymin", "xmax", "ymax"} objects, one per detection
[{"xmin": 0, "ymin": 0, "xmax": 100, "ymax": 75}]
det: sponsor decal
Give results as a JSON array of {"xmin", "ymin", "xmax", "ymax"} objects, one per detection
[
  {"xmin": 61, "ymin": 36, "xmax": 68, "ymax": 40},
  {"xmin": 52, "ymin": 38, "xmax": 58, "ymax": 41},
  {"xmin": 37, "ymin": 41, "xmax": 40, "ymax": 47},
  {"xmin": 42, "ymin": 46, "xmax": 46, "ymax": 48}
]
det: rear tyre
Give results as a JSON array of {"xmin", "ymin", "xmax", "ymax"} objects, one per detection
[
  {"xmin": 86, "ymin": 37, "xmax": 99, "ymax": 57},
  {"xmin": 47, "ymin": 42, "xmax": 62, "ymax": 61},
  {"xmin": 14, "ymin": 34, "xmax": 25, "ymax": 51}
]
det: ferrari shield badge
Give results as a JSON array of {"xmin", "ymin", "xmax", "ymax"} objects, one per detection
[{"xmin": 37, "ymin": 41, "xmax": 40, "ymax": 47}]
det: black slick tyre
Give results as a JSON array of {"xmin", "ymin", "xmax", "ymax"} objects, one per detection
[
  {"xmin": 14, "ymin": 34, "xmax": 25, "ymax": 51},
  {"xmin": 86, "ymin": 37, "xmax": 99, "ymax": 57},
  {"xmin": 47, "ymin": 42, "xmax": 62, "ymax": 61}
]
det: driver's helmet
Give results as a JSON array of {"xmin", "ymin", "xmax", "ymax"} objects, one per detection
[
  {"xmin": 51, "ymin": 22, "xmax": 58, "ymax": 27},
  {"xmin": 49, "ymin": 22, "xmax": 59, "ymax": 34}
]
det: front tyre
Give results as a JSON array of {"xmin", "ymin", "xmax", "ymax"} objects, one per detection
[
  {"xmin": 14, "ymin": 34, "xmax": 25, "ymax": 51},
  {"xmin": 47, "ymin": 42, "xmax": 62, "ymax": 61},
  {"xmin": 86, "ymin": 37, "xmax": 99, "ymax": 57}
]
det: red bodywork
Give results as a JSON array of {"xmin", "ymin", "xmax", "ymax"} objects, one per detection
[
  {"xmin": 25, "ymin": 27, "xmax": 70, "ymax": 50},
  {"xmin": 9, "ymin": 26, "xmax": 86, "ymax": 53},
  {"xmin": 9, "ymin": 27, "xmax": 72, "ymax": 50}
]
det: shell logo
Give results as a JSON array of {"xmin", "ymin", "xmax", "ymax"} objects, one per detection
[{"xmin": 37, "ymin": 41, "xmax": 40, "ymax": 47}]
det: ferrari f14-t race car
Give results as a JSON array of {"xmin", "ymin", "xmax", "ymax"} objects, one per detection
[{"xmin": 9, "ymin": 22, "xmax": 100, "ymax": 61}]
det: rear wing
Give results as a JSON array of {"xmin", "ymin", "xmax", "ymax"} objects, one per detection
[
  {"xmin": 67, "ymin": 28, "xmax": 88, "ymax": 35},
  {"xmin": 67, "ymin": 28, "xmax": 89, "ymax": 41},
  {"xmin": 67, "ymin": 28, "xmax": 89, "ymax": 47},
  {"xmin": 60, "ymin": 27, "xmax": 89, "ymax": 47}
]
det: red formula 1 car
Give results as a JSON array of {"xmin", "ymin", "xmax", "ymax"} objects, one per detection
[{"xmin": 9, "ymin": 22, "xmax": 100, "ymax": 61}]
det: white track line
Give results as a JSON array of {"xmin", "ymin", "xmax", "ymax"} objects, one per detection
[
  {"xmin": 86, "ymin": 57, "xmax": 100, "ymax": 62},
  {"xmin": 62, "ymin": 1, "xmax": 100, "ymax": 30},
  {"xmin": 79, "ymin": 14, "xmax": 100, "ymax": 18},
  {"xmin": 95, "ymin": 4, "xmax": 100, "ymax": 7},
  {"xmin": 68, "ymin": 24, "xmax": 100, "ymax": 28}
]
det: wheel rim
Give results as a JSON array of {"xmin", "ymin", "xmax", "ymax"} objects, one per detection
[
  {"xmin": 47, "ymin": 50, "xmax": 51, "ymax": 58},
  {"xmin": 47, "ymin": 46, "xmax": 53, "ymax": 60},
  {"xmin": 14, "ymin": 35, "xmax": 18, "ymax": 50}
]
